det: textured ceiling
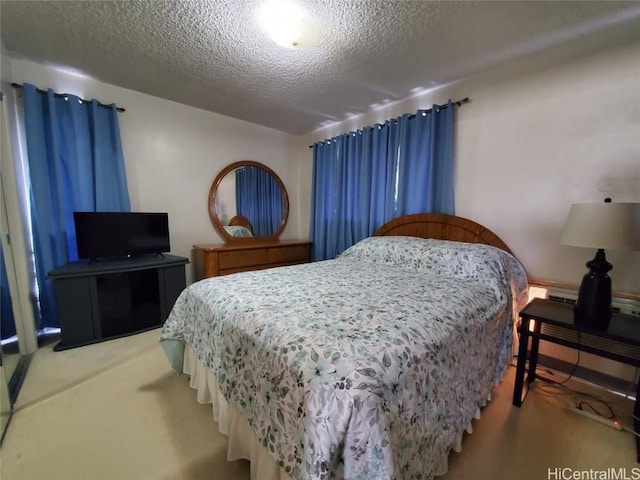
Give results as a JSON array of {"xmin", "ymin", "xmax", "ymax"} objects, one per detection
[{"xmin": 2, "ymin": 1, "xmax": 640, "ymax": 135}]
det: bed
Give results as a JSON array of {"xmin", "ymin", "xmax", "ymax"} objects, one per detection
[
  {"xmin": 224, "ymin": 215, "xmax": 255, "ymax": 237},
  {"xmin": 160, "ymin": 213, "xmax": 528, "ymax": 480}
]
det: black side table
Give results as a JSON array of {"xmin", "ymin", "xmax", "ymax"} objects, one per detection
[{"xmin": 513, "ymin": 297, "xmax": 640, "ymax": 462}]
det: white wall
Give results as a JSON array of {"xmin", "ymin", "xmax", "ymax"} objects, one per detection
[
  {"xmin": 290, "ymin": 37, "xmax": 640, "ymax": 296},
  {"xmin": 288, "ymin": 37, "xmax": 640, "ymax": 382},
  {"xmin": 6, "ymin": 38, "xmax": 639, "ymax": 380},
  {"xmin": 13, "ymin": 39, "xmax": 637, "ymax": 294},
  {"xmin": 9, "ymin": 59, "xmax": 292, "ymax": 283},
  {"xmin": 0, "ymin": 42, "xmax": 10, "ymax": 88}
]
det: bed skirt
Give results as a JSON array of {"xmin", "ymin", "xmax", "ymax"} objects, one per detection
[{"xmin": 182, "ymin": 344, "xmax": 493, "ymax": 480}]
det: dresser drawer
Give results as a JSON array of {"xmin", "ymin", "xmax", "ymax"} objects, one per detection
[
  {"xmin": 219, "ymin": 264, "xmax": 273, "ymax": 276},
  {"xmin": 218, "ymin": 248, "xmax": 269, "ymax": 269},
  {"xmin": 193, "ymin": 241, "xmax": 311, "ymax": 280},
  {"xmin": 268, "ymin": 245, "xmax": 309, "ymax": 264}
]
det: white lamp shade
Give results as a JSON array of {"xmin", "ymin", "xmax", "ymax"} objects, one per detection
[{"xmin": 560, "ymin": 202, "xmax": 640, "ymax": 251}]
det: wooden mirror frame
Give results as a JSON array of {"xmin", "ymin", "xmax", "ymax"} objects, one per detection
[{"xmin": 208, "ymin": 160, "xmax": 290, "ymax": 244}]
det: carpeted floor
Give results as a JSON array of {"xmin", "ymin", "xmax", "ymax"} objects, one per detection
[{"xmin": 1, "ymin": 328, "xmax": 637, "ymax": 480}]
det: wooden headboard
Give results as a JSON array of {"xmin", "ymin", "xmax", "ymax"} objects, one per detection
[
  {"xmin": 373, "ymin": 213, "xmax": 513, "ymax": 254},
  {"xmin": 228, "ymin": 215, "xmax": 254, "ymax": 234}
]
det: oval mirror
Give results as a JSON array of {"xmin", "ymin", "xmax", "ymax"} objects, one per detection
[{"xmin": 208, "ymin": 161, "xmax": 289, "ymax": 243}]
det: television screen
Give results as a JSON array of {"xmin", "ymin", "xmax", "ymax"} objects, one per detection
[{"xmin": 73, "ymin": 212, "xmax": 170, "ymax": 260}]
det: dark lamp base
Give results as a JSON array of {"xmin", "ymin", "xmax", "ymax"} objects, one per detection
[{"xmin": 573, "ymin": 248, "xmax": 612, "ymax": 331}]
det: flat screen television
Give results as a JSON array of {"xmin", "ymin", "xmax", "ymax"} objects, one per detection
[{"xmin": 73, "ymin": 212, "xmax": 170, "ymax": 261}]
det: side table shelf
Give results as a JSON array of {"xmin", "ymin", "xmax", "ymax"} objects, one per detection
[{"xmin": 512, "ymin": 297, "xmax": 640, "ymax": 463}]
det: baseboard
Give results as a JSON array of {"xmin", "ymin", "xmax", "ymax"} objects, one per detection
[{"xmin": 536, "ymin": 353, "xmax": 637, "ymax": 397}]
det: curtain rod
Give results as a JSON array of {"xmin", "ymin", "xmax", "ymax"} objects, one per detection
[
  {"xmin": 308, "ymin": 96, "xmax": 469, "ymax": 148},
  {"xmin": 11, "ymin": 82, "xmax": 126, "ymax": 112}
]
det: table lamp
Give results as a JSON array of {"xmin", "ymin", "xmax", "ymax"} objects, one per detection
[{"xmin": 559, "ymin": 199, "xmax": 640, "ymax": 330}]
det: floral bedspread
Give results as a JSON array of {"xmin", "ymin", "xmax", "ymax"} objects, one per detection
[{"xmin": 161, "ymin": 237, "xmax": 528, "ymax": 480}]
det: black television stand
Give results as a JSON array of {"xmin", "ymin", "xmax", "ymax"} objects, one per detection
[{"xmin": 47, "ymin": 254, "xmax": 189, "ymax": 351}]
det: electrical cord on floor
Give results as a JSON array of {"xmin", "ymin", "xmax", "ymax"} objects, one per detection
[
  {"xmin": 533, "ymin": 365, "xmax": 621, "ymax": 410},
  {"xmin": 525, "ymin": 338, "xmax": 617, "ymax": 419},
  {"xmin": 531, "ymin": 363, "xmax": 640, "ymax": 438},
  {"xmin": 532, "ymin": 378, "xmax": 616, "ymax": 412},
  {"xmin": 575, "ymin": 399, "xmax": 615, "ymax": 420},
  {"xmin": 528, "ymin": 331, "xmax": 621, "ymax": 407},
  {"xmin": 531, "ymin": 379, "xmax": 575, "ymax": 396},
  {"xmin": 515, "ymin": 321, "xmax": 639, "ymax": 436},
  {"xmin": 529, "ymin": 345, "xmax": 582, "ymax": 394},
  {"xmin": 536, "ymin": 331, "xmax": 582, "ymax": 385},
  {"xmin": 540, "ymin": 360, "xmax": 579, "ymax": 385}
]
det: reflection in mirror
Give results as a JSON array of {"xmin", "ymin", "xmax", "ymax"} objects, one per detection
[
  {"xmin": 0, "ymin": 244, "xmax": 16, "ymax": 444},
  {"xmin": 0, "ymin": 242, "xmax": 18, "ymax": 382},
  {"xmin": 0, "ymin": 236, "xmax": 31, "ymax": 442},
  {"xmin": 1, "ymin": 360, "xmax": 10, "ymax": 445},
  {"xmin": 234, "ymin": 166, "xmax": 285, "ymax": 237},
  {"xmin": 209, "ymin": 161, "xmax": 289, "ymax": 243}
]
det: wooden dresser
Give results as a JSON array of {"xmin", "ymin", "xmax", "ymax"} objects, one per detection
[{"xmin": 193, "ymin": 240, "xmax": 311, "ymax": 279}]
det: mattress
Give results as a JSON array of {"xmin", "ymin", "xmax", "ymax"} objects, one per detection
[{"xmin": 161, "ymin": 236, "xmax": 528, "ymax": 479}]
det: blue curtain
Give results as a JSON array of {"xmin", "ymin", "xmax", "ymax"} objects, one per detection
[
  {"xmin": 22, "ymin": 83, "xmax": 130, "ymax": 328},
  {"xmin": 309, "ymin": 102, "xmax": 454, "ymax": 261},
  {"xmin": 236, "ymin": 166, "xmax": 284, "ymax": 236}
]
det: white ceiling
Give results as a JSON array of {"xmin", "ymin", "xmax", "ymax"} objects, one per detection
[{"xmin": 2, "ymin": 1, "xmax": 640, "ymax": 135}]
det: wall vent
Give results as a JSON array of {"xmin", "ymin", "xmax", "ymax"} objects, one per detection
[{"xmin": 541, "ymin": 285, "xmax": 640, "ymax": 318}]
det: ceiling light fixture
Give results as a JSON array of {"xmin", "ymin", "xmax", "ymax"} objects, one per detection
[{"xmin": 257, "ymin": 0, "xmax": 319, "ymax": 49}]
